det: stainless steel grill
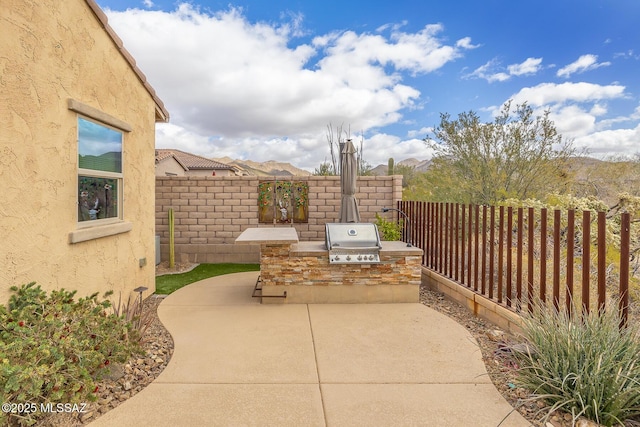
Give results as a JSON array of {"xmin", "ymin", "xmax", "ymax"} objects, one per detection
[{"xmin": 325, "ymin": 223, "xmax": 382, "ymax": 264}]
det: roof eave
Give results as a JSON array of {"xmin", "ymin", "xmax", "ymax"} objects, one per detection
[{"xmin": 84, "ymin": 0, "xmax": 170, "ymax": 123}]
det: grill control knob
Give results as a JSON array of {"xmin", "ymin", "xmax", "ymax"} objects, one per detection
[
  {"xmin": 357, "ymin": 255, "xmax": 362, "ymax": 261},
  {"xmin": 369, "ymin": 255, "xmax": 374, "ymax": 261},
  {"xmin": 334, "ymin": 255, "xmax": 340, "ymax": 261},
  {"xmin": 346, "ymin": 255, "xmax": 351, "ymax": 261}
]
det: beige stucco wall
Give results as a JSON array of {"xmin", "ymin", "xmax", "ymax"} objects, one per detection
[
  {"xmin": 156, "ymin": 158, "xmax": 186, "ymax": 176},
  {"xmin": 0, "ymin": 0, "xmax": 159, "ymax": 304}
]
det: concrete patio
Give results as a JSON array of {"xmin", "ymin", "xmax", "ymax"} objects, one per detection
[{"xmin": 90, "ymin": 271, "xmax": 529, "ymax": 426}]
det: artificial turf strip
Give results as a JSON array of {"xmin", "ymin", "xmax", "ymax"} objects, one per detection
[{"xmin": 155, "ymin": 263, "xmax": 260, "ymax": 295}]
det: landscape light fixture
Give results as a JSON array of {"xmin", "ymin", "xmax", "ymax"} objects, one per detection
[
  {"xmin": 380, "ymin": 207, "xmax": 412, "ymax": 247},
  {"xmin": 133, "ymin": 286, "xmax": 148, "ymax": 313}
]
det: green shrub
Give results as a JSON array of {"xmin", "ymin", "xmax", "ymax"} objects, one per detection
[
  {"xmin": 108, "ymin": 291, "xmax": 153, "ymax": 344},
  {"xmin": 375, "ymin": 213, "xmax": 403, "ymax": 241},
  {"xmin": 0, "ymin": 283, "xmax": 142, "ymax": 426},
  {"xmin": 511, "ymin": 303, "xmax": 640, "ymax": 426}
]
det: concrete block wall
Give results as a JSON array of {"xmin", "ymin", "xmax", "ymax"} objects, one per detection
[
  {"xmin": 421, "ymin": 267, "xmax": 523, "ymax": 334},
  {"xmin": 156, "ymin": 175, "xmax": 402, "ymax": 263}
]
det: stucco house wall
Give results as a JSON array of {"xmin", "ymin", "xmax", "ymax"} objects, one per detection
[
  {"xmin": 156, "ymin": 157, "xmax": 188, "ymax": 176},
  {"xmin": 0, "ymin": 0, "xmax": 168, "ymax": 304}
]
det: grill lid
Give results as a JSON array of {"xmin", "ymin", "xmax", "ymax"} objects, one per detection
[
  {"xmin": 325, "ymin": 223, "xmax": 382, "ymax": 264},
  {"xmin": 325, "ymin": 223, "xmax": 382, "ymax": 250}
]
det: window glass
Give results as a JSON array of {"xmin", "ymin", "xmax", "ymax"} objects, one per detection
[
  {"xmin": 78, "ymin": 117, "xmax": 122, "ymax": 173},
  {"xmin": 77, "ymin": 117, "xmax": 123, "ymax": 222},
  {"xmin": 78, "ymin": 176, "xmax": 118, "ymax": 221}
]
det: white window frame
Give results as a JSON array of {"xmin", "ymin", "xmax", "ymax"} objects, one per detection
[{"xmin": 68, "ymin": 99, "xmax": 133, "ymax": 244}]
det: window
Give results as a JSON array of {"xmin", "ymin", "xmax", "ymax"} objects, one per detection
[{"xmin": 77, "ymin": 117, "xmax": 123, "ymax": 223}]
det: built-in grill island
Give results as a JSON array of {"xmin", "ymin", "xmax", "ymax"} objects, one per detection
[
  {"xmin": 235, "ymin": 226, "xmax": 423, "ymax": 304},
  {"xmin": 325, "ymin": 223, "xmax": 382, "ymax": 264}
]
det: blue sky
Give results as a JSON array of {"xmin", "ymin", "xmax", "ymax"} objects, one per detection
[{"xmin": 97, "ymin": 0, "xmax": 640, "ymax": 170}]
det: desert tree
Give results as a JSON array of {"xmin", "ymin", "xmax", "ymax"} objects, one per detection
[
  {"xmin": 316, "ymin": 124, "xmax": 373, "ymax": 176},
  {"xmin": 313, "ymin": 161, "xmax": 335, "ymax": 176},
  {"xmin": 324, "ymin": 122, "xmax": 349, "ymax": 175},
  {"xmin": 423, "ymin": 101, "xmax": 577, "ymax": 205}
]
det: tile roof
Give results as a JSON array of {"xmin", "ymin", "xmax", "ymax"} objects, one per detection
[
  {"xmin": 155, "ymin": 149, "xmax": 235, "ymax": 170},
  {"xmin": 84, "ymin": 0, "xmax": 169, "ymax": 123}
]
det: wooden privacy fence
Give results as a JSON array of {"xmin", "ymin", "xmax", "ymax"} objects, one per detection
[{"xmin": 398, "ymin": 201, "xmax": 633, "ymax": 325}]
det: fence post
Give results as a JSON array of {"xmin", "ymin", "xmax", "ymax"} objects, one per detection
[
  {"xmin": 467, "ymin": 204, "xmax": 473, "ymax": 288},
  {"xmin": 506, "ymin": 207, "xmax": 513, "ymax": 307},
  {"xmin": 566, "ymin": 209, "xmax": 575, "ymax": 317},
  {"xmin": 582, "ymin": 210, "xmax": 591, "ymax": 314},
  {"xmin": 498, "ymin": 206, "xmax": 504, "ymax": 304},
  {"xmin": 620, "ymin": 212, "xmax": 630, "ymax": 328},
  {"xmin": 481, "ymin": 205, "xmax": 487, "ymax": 295},
  {"xmin": 540, "ymin": 208, "xmax": 547, "ymax": 303},
  {"xmin": 553, "ymin": 209, "xmax": 561, "ymax": 312},
  {"xmin": 597, "ymin": 211, "xmax": 606, "ymax": 313},
  {"xmin": 489, "ymin": 206, "xmax": 495, "ymax": 300},
  {"xmin": 527, "ymin": 207, "xmax": 534, "ymax": 313},
  {"xmin": 444, "ymin": 203, "xmax": 450, "ymax": 276},
  {"xmin": 454, "ymin": 204, "xmax": 460, "ymax": 282},
  {"xmin": 460, "ymin": 204, "xmax": 466, "ymax": 285},
  {"xmin": 517, "ymin": 207, "xmax": 523, "ymax": 310},
  {"xmin": 474, "ymin": 205, "xmax": 480, "ymax": 292}
]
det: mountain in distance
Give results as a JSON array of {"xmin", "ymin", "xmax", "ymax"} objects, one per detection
[
  {"xmin": 370, "ymin": 158, "xmax": 431, "ymax": 176},
  {"xmin": 213, "ymin": 157, "xmax": 311, "ymax": 176},
  {"xmin": 213, "ymin": 156, "xmax": 431, "ymax": 176}
]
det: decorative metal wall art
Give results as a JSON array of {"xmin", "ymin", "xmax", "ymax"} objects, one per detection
[{"xmin": 258, "ymin": 180, "xmax": 309, "ymax": 223}]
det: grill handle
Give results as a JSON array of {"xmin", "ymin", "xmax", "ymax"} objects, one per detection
[{"xmin": 330, "ymin": 245, "xmax": 382, "ymax": 251}]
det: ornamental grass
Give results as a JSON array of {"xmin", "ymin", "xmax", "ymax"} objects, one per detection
[{"xmin": 511, "ymin": 301, "xmax": 640, "ymax": 426}]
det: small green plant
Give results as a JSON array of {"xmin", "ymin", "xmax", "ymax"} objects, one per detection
[
  {"xmin": 510, "ymin": 302, "xmax": 640, "ymax": 426},
  {"xmin": 0, "ymin": 283, "xmax": 142, "ymax": 426},
  {"xmin": 375, "ymin": 212, "xmax": 403, "ymax": 241},
  {"xmin": 109, "ymin": 291, "xmax": 154, "ymax": 344}
]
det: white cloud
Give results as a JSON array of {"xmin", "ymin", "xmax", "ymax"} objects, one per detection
[
  {"xmin": 590, "ymin": 104, "xmax": 640, "ymax": 131},
  {"xmin": 466, "ymin": 59, "xmax": 507, "ymax": 82},
  {"xmin": 407, "ymin": 127, "xmax": 432, "ymax": 139},
  {"xmin": 497, "ymin": 82, "xmax": 632, "ymax": 153},
  {"xmin": 316, "ymin": 23, "xmax": 475, "ymax": 79},
  {"xmin": 142, "ymin": 0, "xmax": 153, "ymax": 7},
  {"xmin": 467, "ymin": 57, "xmax": 542, "ymax": 82},
  {"xmin": 362, "ymin": 133, "xmax": 434, "ymax": 163},
  {"xmin": 105, "ymin": 4, "xmax": 472, "ymax": 169},
  {"xmin": 509, "ymin": 82, "xmax": 625, "ymax": 106},
  {"xmin": 614, "ymin": 49, "xmax": 640, "ymax": 60},
  {"xmin": 456, "ymin": 37, "xmax": 480, "ymax": 49},
  {"xmin": 548, "ymin": 105, "xmax": 597, "ymax": 138},
  {"xmin": 574, "ymin": 123, "xmax": 640, "ymax": 156},
  {"xmin": 375, "ymin": 21, "xmax": 408, "ymax": 33},
  {"xmin": 556, "ymin": 54, "xmax": 611, "ymax": 78},
  {"xmin": 156, "ymin": 123, "xmax": 432, "ymax": 171},
  {"xmin": 589, "ymin": 104, "xmax": 607, "ymax": 117},
  {"xmin": 507, "ymin": 57, "xmax": 542, "ymax": 76}
]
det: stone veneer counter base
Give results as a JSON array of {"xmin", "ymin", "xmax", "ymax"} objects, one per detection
[{"xmin": 236, "ymin": 228, "xmax": 423, "ymax": 304}]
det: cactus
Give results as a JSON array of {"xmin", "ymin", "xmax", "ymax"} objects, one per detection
[
  {"xmin": 168, "ymin": 208, "xmax": 175, "ymax": 268},
  {"xmin": 387, "ymin": 157, "xmax": 395, "ymax": 175}
]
